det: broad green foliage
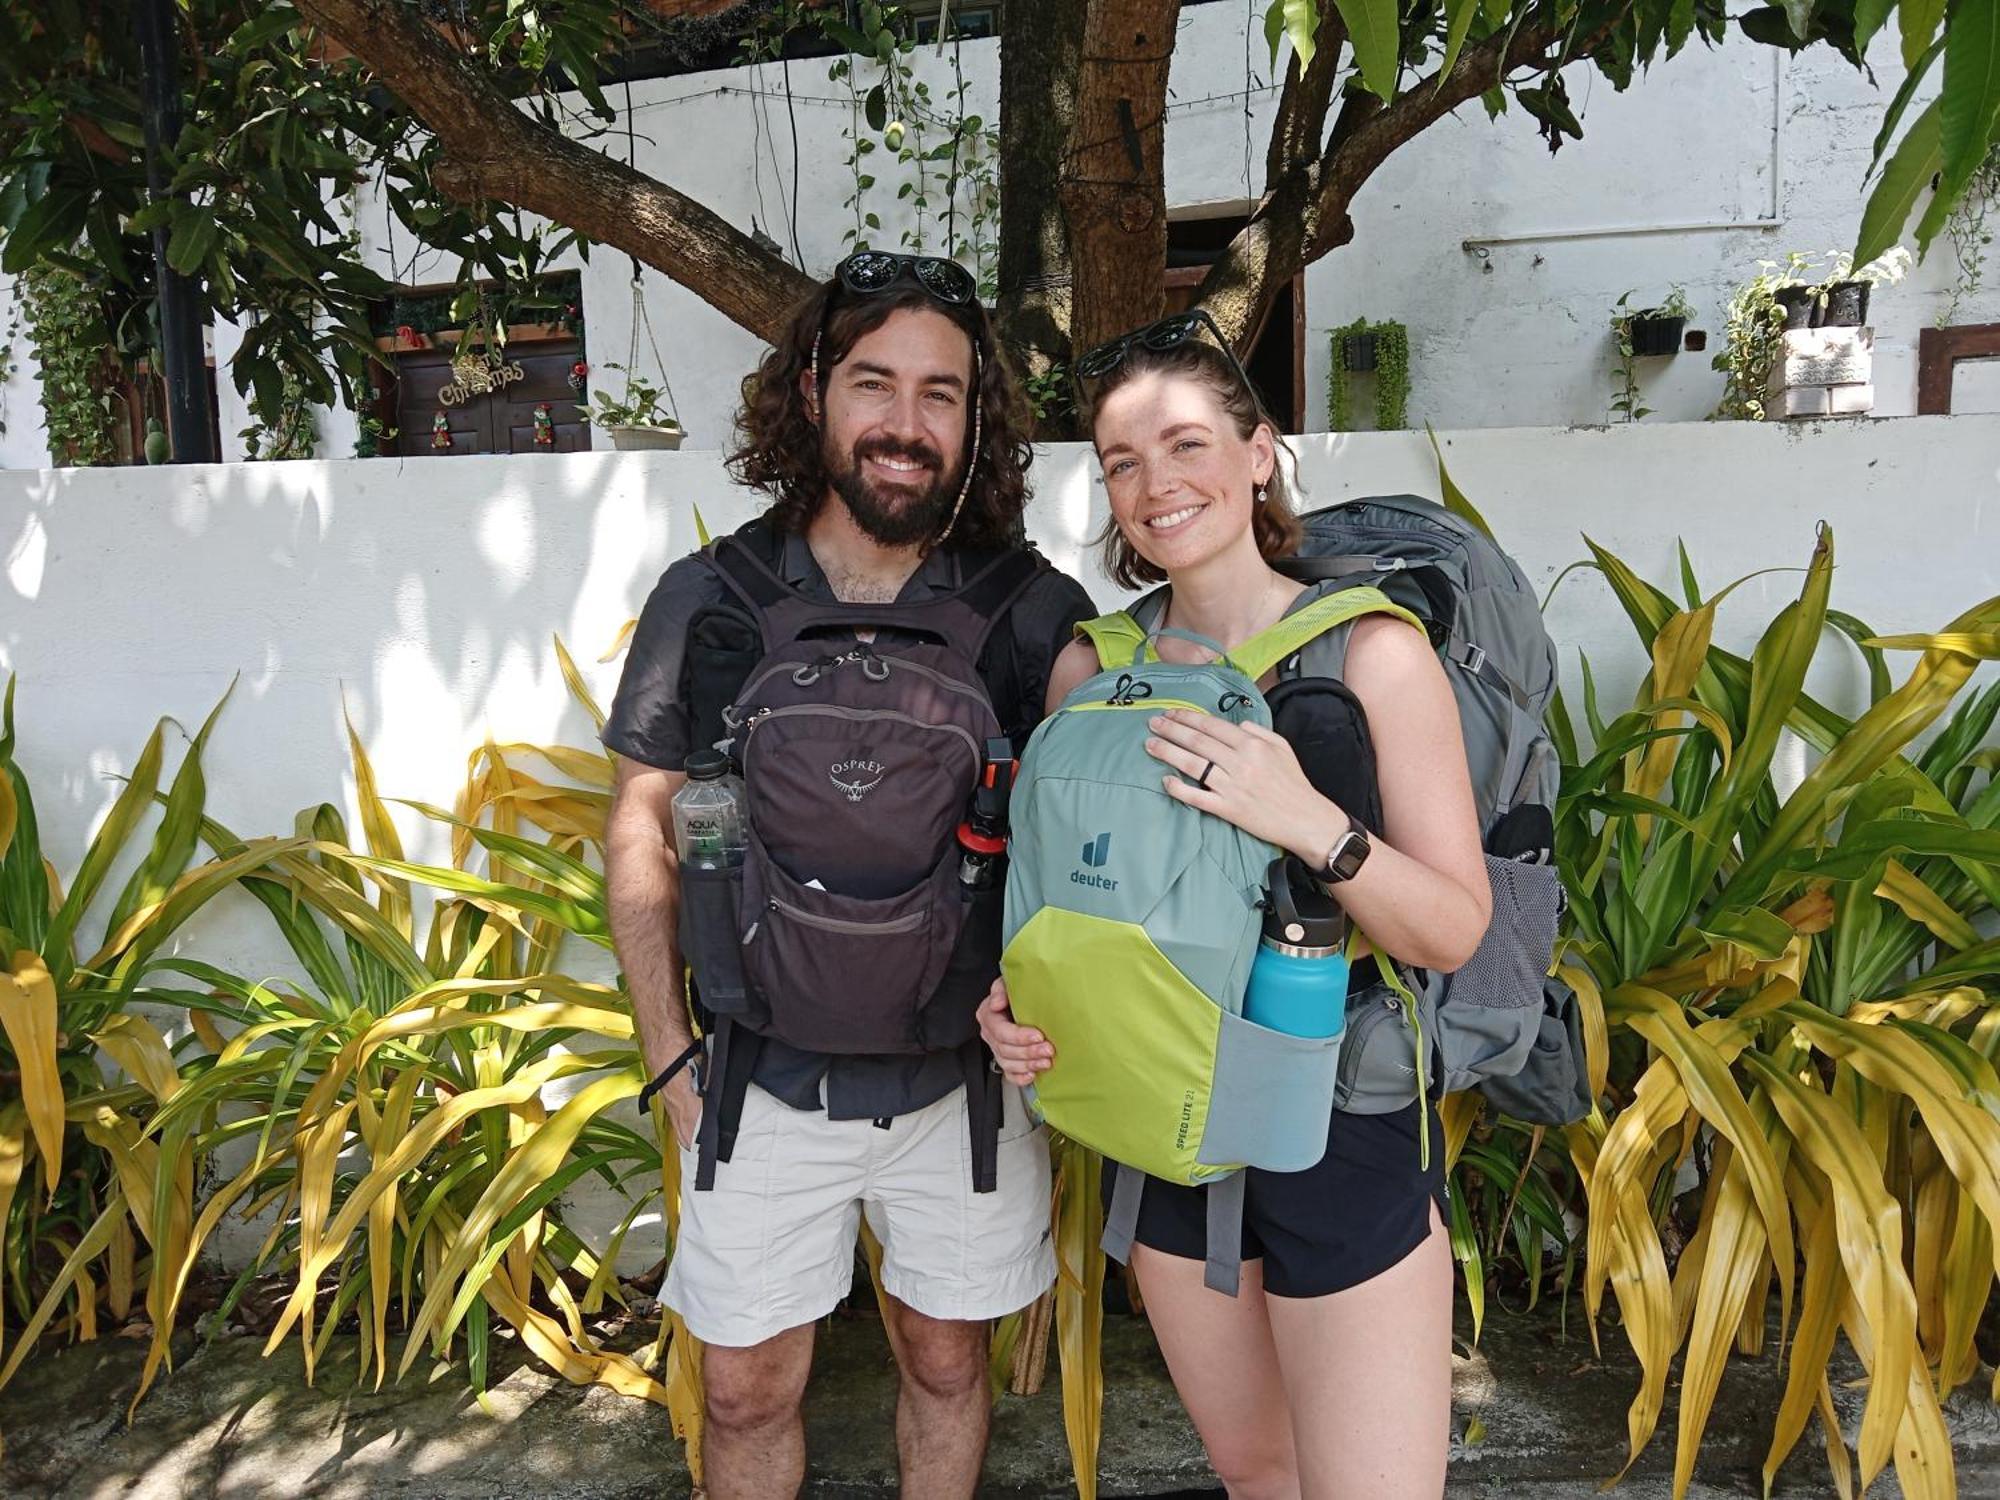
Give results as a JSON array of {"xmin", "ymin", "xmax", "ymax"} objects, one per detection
[
  {"xmin": 1487, "ymin": 527, "xmax": 1997, "ymax": 1499},
  {"xmin": 0, "ymin": 675, "xmax": 298, "ymax": 1406}
]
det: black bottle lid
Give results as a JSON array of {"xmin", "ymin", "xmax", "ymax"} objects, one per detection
[
  {"xmin": 1262, "ymin": 856, "xmax": 1346, "ymax": 951},
  {"xmin": 685, "ymin": 749, "xmax": 729, "ymax": 782}
]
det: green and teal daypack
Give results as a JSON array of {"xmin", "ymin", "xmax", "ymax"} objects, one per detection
[{"xmin": 1000, "ymin": 585, "xmax": 1420, "ymax": 1289}]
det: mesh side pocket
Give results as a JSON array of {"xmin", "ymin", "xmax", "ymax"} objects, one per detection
[{"xmin": 1450, "ymin": 856, "xmax": 1562, "ymax": 1009}]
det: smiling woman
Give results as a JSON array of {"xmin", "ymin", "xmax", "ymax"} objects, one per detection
[{"xmin": 982, "ymin": 314, "xmax": 1492, "ymax": 1500}]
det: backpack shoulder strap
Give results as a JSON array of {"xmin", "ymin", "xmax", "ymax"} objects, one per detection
[
  {"xmin": 1074, "ymin": 585, "xmax": 1169, "ymax": 671},
  {"xmin": 700, "ymin": 532, "xmax": 790, "ymax": 650},
  {"xmin": 951, "ymin": 548, "xmax": 1046, "ymax": 662},
  {"xmin": 1232, "ymin": 586, "xmax": 1424, "ymax": 683}
]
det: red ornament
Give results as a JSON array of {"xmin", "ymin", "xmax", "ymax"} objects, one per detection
[
  {"xmin": 397, "ymin": 324, "xmax": 418, "ymax": 348},
  {"xmin": 568, "ymin": 360, "xmax": 588, "ymax": 392}
]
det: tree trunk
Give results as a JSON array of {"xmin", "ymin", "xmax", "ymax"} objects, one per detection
[
  {"xmin": 995, "ymin": 0, "xmax": 1086, "ymax": 374},
  {"xmin": 1058, "ymin": 0, "xmax": 1183, "ymax": 356},
  {"xmin": 297, "ymin": 0, "xmax": 812, "ymax": 343}
]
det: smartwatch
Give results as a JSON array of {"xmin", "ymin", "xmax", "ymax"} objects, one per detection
[{"xmin": 1320, "ymin": 823, "xmax": 1373, "ymax": 884}]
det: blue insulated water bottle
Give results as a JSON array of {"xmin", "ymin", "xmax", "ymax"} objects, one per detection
[{"xmin": 1244, "ymin": 857, "xmax": 1350, "ymax": 1038}]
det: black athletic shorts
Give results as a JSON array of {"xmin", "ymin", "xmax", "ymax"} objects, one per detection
[{"xmin": 1103, "ymin": 1096, "xmax": 1448, "ymax": 1299}]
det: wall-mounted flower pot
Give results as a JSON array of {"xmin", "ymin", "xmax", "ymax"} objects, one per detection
[
  {"xmin": 1814, "ymin": 280, "xmax": 1870, "ymax": 328},
  {"xmin": 1773, "ymin": 286, "xmax": 1816, "ymax": 330},
  {"xmin": 1626, "ymin": 314, "xmax": 1686, "ymax": 357},
  {"xmin": 607, "ymin": 424, "xmax": 686, "ymax": 451},
  {"xmin": 1340, "ymin": 333, "xmax": 1379, "ymax": 372}
]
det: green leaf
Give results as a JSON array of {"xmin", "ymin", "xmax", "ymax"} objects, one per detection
[
  {"xmin": 1697, "ymin": 907, "xmax": 1796, "ymax": 961},
  {"xmin": 1937, "ymin": 0, "xmax": 2000, "ymax": 201},
  {"xmin": 1265, "ymin": 0, "xmax": 1289, "ymax": 69},
  {"xmin": 1866, "ymin": 40, "xmax": 1941, "ymax": 184},
  {"xmin": 865, "ymin": 84, "xmax": 888, "ymax": 133},
  {"xmin": 1855, "ymin": 0, "xmax": 1909, "ymax": 64},
  {"xmin": 1272, "ymin": 0, "xmax": 1322, "ymax": 70},
  {"xmin": 164, "ymin": 211, "xmax": 219, "ymax": 276},
  {"xmin": 1332, "ymin": 0, "xmax": 1400, "ymax": 100},
  {"xmin": 1439, "ymin": 0, "xmax": 1482, "ymax": 83},
  {"xmin": 1854, "ymin": 98, "xmax": 1940, "ymax": 268},
  {"xmin": 1903, "ymin": 0, "xmax": 1947, "ymax": 69}
]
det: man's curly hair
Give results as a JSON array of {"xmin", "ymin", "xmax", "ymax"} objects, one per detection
[{"xmin": 726, "ymin": 278, "xmax": 1034, "ymax": 551}]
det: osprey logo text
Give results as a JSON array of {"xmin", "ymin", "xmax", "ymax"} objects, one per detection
[
  {"xmin": 828, "ymin": 758, "xmax": 886, "ymax": 803},
  {"xmin": 1071, "ymin": 831, "xmax": 1118, "ymax": 890}
]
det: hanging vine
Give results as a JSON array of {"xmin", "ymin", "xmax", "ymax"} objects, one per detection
[
  {"xmin": 1944, "ymin": 140, "xmax": 2000, "ymax": 325},
  {"xmin": 1327, "ymin": 318, "xmax": 1410, "ymax": 432},
  {"xmin": 23, "ymin": 263, "xmax": 120, "ymax": 467},
  {"xmin": 814, "ymin": 3, "xmax": 999, "ymax": 281}
]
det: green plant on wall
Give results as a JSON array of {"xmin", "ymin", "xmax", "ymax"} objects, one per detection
[
  {"xmin": 22, "ymin": 264, "xmax": 118, "ymax": 466},
  {"xmin": 1327, "ymin": 318, "xmax": 1409, "ymax": 432},
  {"xmin": 240, "ymin": 366, "xmax": 318, "ymax": 460},
  {"xmin": 1609, "ymin": 292, "xmax": 1652, "ymax": 423},
  {"xmin": 1943, "ymin": 140, "xmax": 2000, "ymax": 324}
]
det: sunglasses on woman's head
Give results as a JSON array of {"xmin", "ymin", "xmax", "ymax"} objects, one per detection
[
  {"xmin": 836, "ymin": 251, "xmax": 978, "ymax": 307},
  {"xmin": 1073, "ymin": 309, "xmax": 1257, "ymax": 401}
]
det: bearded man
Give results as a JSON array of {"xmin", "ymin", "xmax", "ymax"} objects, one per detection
[{"xmin": 602, "ymin": 253, "xmax": 1093, "ymax": 1499}]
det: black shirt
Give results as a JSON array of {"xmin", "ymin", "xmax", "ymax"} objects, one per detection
[{"xmin": 603, "ymin": 522, "xmax": 1094, "ymax": 1120}]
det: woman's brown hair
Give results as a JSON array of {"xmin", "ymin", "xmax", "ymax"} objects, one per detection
[
  {"xmin": 726, "ymin": 279, "xmax": 1035, "ymax": 551},
  {"xmin": 1083, "ymin": 337, "xmax": 1304, "ymax": 590}
]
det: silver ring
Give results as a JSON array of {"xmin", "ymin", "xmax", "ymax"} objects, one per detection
[{"xmin": 1195, "ymin": 760, "xmax": 1216, "ymax": 790}]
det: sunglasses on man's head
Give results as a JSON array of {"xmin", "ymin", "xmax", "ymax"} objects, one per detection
[
  {"xmin": 836, "ymin": 251, "xmax": 978, "ymax": 307},
  {"xmin": 1073, "ymin": 309, "xmax": 1258, "ymax": 405}
]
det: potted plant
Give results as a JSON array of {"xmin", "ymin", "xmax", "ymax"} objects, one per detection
[
  {"xmin": 1808, "ymin": 245, "xmax": 1911, "ymax": 327},
  {"xmin": 584, "ymin": 362, "xmax": 685, "ymax": 450},
  {"xmin": 1327, "ymin": 318, "xmax": 1410, "ymax": 431},
  {"xmin": 1773, "ymin": 284, "xmax": 1816, "ymax": 329},
  {"xmin": 1620, "ymin": 285, "xmax": 1694, "ymax": 357}
]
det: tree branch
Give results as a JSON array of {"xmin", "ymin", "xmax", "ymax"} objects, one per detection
[
  {"xmin": 1199, "ymin": 10, "xmax": 1589, "ymax": 349},
  {"xmin": 296, "ymin": 0, "xmax": 813, "ymax": 342},
  {"xmin": 1263, "ymin": 7, "xmax": 1348, "ymax": 190}
]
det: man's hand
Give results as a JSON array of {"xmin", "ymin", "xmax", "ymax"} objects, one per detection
[{"xmin": 658, "ymin": 1065, "xmax": 703, "ymax": 1152}]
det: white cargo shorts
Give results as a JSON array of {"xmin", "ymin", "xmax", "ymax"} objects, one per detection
[{"xmin": 663, "ymin": 1080, "xmax": 1055, "ymax": 1347}]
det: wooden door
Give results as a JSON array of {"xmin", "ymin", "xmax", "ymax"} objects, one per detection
[{"xmin": 391, "ymin": 337, "xmax": 592, "ymax": 455}]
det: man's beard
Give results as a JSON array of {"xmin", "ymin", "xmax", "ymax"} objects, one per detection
[{"xmin": 827, "ymin": 432, "xmax": 966, "ymax": 547}]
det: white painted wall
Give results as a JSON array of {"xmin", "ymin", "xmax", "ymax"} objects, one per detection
[
  {"xmin": 1, "ymin": 11, "xmax": 1994, "ymax": 471},
  {"xmin": 5, "ymin": 417, "xmax": 1996, "ymax": 961},
  {"xmin": 4, "ymin": 416, "xmax": 1997, "ymax": 1260}
]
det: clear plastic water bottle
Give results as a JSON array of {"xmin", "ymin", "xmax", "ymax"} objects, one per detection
[
  {"xmin": 1244, "ymin": 857, "xmax": 1350, "ymax": 1038},
  {"xmin": 672, "ymin": 750, "xmax": 747, "ymax": 870}
]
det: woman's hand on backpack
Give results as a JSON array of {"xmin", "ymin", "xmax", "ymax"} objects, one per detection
[
  {"xmin": 1147, "ymin": 708, "xmax": 1349, "ymax": 863},
  {"xmin": 978, "ymin": 979, "xmax": 1054, "ymax": 1087}
]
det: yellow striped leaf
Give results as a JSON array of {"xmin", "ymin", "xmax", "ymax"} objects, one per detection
[
  {"xmin": 1875, "ymin": 859, "xmax": 1980, "ymax": 949},
  {"xmin": 0, "ymin": 950, "xmax": 62, "ymax": 1198},
  {"xmin": 1739, "ymin": 1052, "xmax": 1916, "ymax": 1489}
]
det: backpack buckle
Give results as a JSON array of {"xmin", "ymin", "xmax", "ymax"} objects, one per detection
[{"xmin": 1456, "ymin": 642, "xmax": 1488, "ymax": 677}]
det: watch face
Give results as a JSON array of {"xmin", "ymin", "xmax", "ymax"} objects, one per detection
[{"xmin": 1327, "ymin": 828, "xmax": 1370, "ymax": 881}]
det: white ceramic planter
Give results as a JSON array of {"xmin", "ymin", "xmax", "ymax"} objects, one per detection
[{"xmin": 606, "ymin": 424, "xmax": 686, "ymax": 451}]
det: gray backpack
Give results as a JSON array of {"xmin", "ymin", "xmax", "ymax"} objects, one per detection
[{"xmin": 1279, "ymin": 495, "xmax": 1588, "ymax": 1128}]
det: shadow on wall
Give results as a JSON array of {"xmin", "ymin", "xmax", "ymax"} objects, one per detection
[{"xmin": 2, "ymin": 420, "xmax": 1997, "ymax": 982}]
